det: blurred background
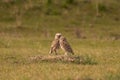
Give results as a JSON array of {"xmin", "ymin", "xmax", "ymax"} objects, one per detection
[{"xmin": 0, "ymin": 0, "xmax": 120, "ymax": 40}]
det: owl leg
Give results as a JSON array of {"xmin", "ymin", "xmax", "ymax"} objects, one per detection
[
  {"xmin": 49, "ymin": 48, "xmax": 53, "ymax": 54},
  {"xmin": 64, "ymin": 52, "xmax": 68, "ymax": 56},
  {"xmin": 54, "ymin": 50, "xmax": 57, "ymax": 55},
  {"xmin": 49, "ymin": 50, "xmax": 52, "ymax": 54}
]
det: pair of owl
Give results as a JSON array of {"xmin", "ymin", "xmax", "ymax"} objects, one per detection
[{"xmin": 49, "ymin": 33, "xmax": 74, "ymax": 56}]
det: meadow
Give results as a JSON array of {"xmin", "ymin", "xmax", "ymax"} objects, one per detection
[{"xmin": 0, "ymin": 0, "xmax": 120, "ymax": 80}]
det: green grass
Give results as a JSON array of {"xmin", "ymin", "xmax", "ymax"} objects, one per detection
[
  {"xmin": 0, "ymin": 0, "xmax": 120, "ymax": 80},
  {"xmin": 0, "ymin": 36, "xmax": 120, "ymax": 80}
]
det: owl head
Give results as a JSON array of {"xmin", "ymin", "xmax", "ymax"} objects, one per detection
[
  {"xmin": 55, "ymin": 33, "xmax": 62, "ymax": 39},
  {"xmin": 59, "ymin": 36, "xmax": 67, "ymax": 42}
]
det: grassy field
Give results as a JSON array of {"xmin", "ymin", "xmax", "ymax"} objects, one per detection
[{"xmin": 0, "ymin": 0, "xmax": 120, "ymax": 80}]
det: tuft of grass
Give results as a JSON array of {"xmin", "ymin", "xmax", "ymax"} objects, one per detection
[
  {"xmin": 81, "ymin": 54, "xmax": 97, "ymax": 65},
  {"xmin": 98, "ymin": 3, "xmax": 108, "ymax": 12},
  {"xmin": 66, "ymin": 0, "xmax": 75, "ymax": 5},
  {"xmin": 47, "ymin": 0, "xmax": 53, "ymax": 6}
]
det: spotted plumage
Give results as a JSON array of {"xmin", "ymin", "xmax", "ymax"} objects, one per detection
[
  {"xmin": 59, "ymin": 36, "xmax": 74, "ymax": 55},
  {"xmin": 49, "ymin": 33, "xmax": 61, "ymax": 55}
]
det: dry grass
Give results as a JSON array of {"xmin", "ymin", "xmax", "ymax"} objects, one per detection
[{"xmin": 0, "ymin": 0, "xmax": 120, "ymax": 80}]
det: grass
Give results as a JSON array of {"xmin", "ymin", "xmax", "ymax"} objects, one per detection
[
  {"xmin": 0, "ymin": 0, "xmax": 120, "ymax": 80},
  {"xmin": 0, "ymin": 36, "xmax": 119, "ymax": 80}
]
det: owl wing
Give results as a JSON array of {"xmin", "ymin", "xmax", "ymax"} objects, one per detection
[
  {"xmin": 49, "ymin": 39, "xmax": 60, "ymax": 54},
  {"xmin": 51, "ymin": 39, "xmax": 60, "ymax": 49},
  {"xmin": 62, "ymin": 40, "xmax": 74, "ymax": 54}
]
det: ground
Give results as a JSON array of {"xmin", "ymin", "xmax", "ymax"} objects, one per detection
[{"xmin": 0, "ymin": 0, "xmax": 120, "ymax": 80}]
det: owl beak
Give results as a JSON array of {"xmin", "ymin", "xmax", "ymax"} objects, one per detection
[{"xmin": 59, "ymin": 35, "xmax": 62, "ymax": 38}]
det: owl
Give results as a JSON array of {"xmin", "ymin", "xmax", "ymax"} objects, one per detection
[
  {"xmin": 49, "ymin": 33, "xmax": 62, "ymax": 55},
  {"xmin": 59, "ymin": 36, "xmax": 74, "ymax": 55}
]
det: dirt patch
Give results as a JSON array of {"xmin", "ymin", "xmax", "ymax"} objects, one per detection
[{"xmin": 29, "ymin": 55, "xmax": 83, "ymax": 64}]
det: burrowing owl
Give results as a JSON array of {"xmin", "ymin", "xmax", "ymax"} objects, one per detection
[
  {"xmin": 49, "ymin": 33, "xmax": 62, "ymax": 55},
  {"xmin": 59, "ymin": 36, "xmax": 74, "ymax": 55}
]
